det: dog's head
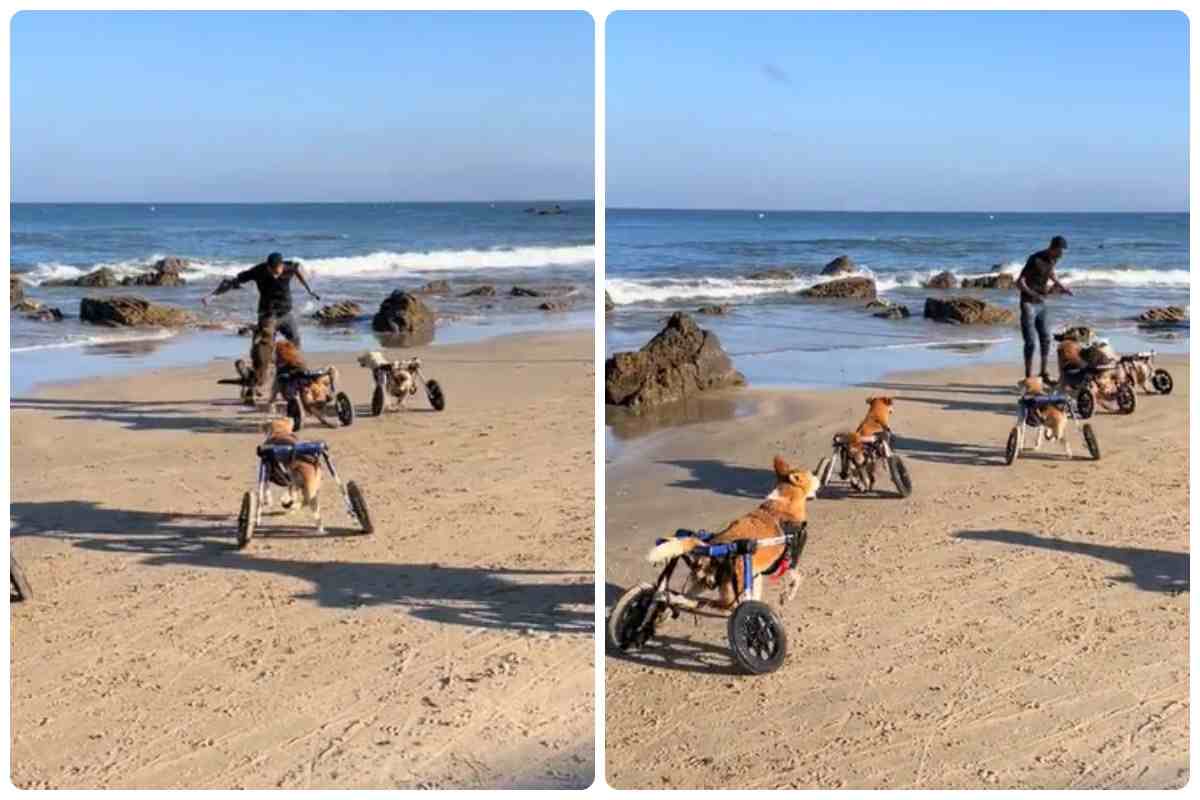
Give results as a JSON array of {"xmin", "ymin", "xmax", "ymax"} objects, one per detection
[
  {"xmin": 764, "ymin": 455, "xmax": 820, "ymax": 517},
  {"xmin": 358, "ymin": 351, "xmax": 388, "ymax": 369},
  {"xmin": 1054, "ymin": 326, "xmax": 1095, "ymax": 345},
  {"xmin": 865, "ymin": 396, "xmax": 895, "ymax": 425},
  {"xmin": 262, "ymin": 417, "xmax": 295, "ymax": 440}
]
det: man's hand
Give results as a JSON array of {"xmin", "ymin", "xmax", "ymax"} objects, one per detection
[{"xmin": 311, "ymin": 292, "xmax": 321, "ymax": 302}]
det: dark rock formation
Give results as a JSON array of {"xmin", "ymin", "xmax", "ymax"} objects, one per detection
[
  {"xmin": 46, "ymin": 267, "xmax": 120, "ymax": 288},
  {"xmin": 11, "ymin": 276, "xmax": 24, "ymax": 306},
  {"xmin": 80, "ymin": 296, "xmax": 194, "ymax": 327},
  {"xmin": 417, "ymin": 280, "xmax": 452, "ymax": 295},
  {"xmin": 460, "ymin": 285, "xmax": 497, "ymax": 298},
  {"xmin": 538, "ymin": 301, "xmax": 571, "ymax": 312},
  {"xmin": 746, "ymin": 268, "xmax": 795, "ymax": 281},
  {"xmin": 697, "ymin": 304, "xmax": 731, "ymax": 315},
  {"xmin": 314, "ymin": 301, "xmax": 363, "ymax": 324},
  {"xmin": 605, "ymin": 291, "xmax": 615, "ymax": 314},
  {"xmin": 821, "ymin": 256, "xmax": 856, "ymax": 276},
  {"xmin": 1136, "ymin": 306, "xmax": 1188, "ymax": 327},
  {"xmin": 866, "ymin": 300, "xmax": 910, "ymax": 320},
  {"xmin": 510, "ymin": 286, "xmax": 543, "ymax": 297},
  {"xmin": 800, "ymin": 276, "xmax": 877, "ymax": 300},
  {"xmin": 372, "ymin": 291, "xmax": 435, "ymax": 337},
  {"xmin": 925, "ymin": 271, "xmax": 957, "ymax": 289},
  {"xmin": 923, "ymin": 297, "xmax": 1015, "ymax": 325},
  {"xmin": 961, "ymin": 273, "xmax": 1015, "ymax": 290}
]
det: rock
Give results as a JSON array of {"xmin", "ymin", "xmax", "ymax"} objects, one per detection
[
  {"xmin": 866, "ymin": 300, "xmax": 910, "ymax": 319},
  {"xmin": 372, "ymin": 291, "xmax": 435, "ymax": 336},
  {"xmin": 46, "ymin": 267, "xmax": 119, "ymax": 288},
  {"xmin": 821, "ymin": 256, "xmax": 856, "ymax": 276},
  {"xmin": 925, "ymin": 271, "xmax": 957, "ymax": 289},
  {"xmin": 605, "ymin": 312, "xmax": 745, "ymax": 410},
  {"xmin": 459, "ymin": 285, "xmax": 496, "ymax": 298},
  {"xmin": 11, "ymin": 276, "xmax": 25, "ymax": 306},
  {"xmin": 538, "ymin": 301, "xmax": 570, "ymax": 312},
  {"xmin": 961, "ymin": 273, "xmax": 1015, "ymax": 290},
  {"xmin": 1136, "ymin": 306, "xmax": 1188, "ymax": 326},
  {"xmin": 697, "ymin": 304, "xmax": 731, "ymax": 315},
  {"xmin": 80, "ymin": 296, "xmax": 194, "ymax": 327},
  {"xmin": 746, "ymin": 268, "xmax": 794, "ymax": 281},
  {"xmin": 923, "ymin": 297, "xmax": 1015, "ymax": 325},
  {"xmin": 24, "ymin": 306, "xmax": 63, "ymax": 322},
  {"xmin": 151, "ymin": 256, "xmax": 189, "ymax": 275},
  {"xmin": 13, "ymin": 299, "xmax": 42, "ymax": 313},
  {"xmin": 417, "ymin": 280, "xmax": 451, "ymax": 295},
  {"xmin": 605, "ymin": 291, "xmax": 615, "ymax": 314},
  {"xmin": 314, "ymin": 301, "xmax": 362, "ymax": 324},
  {"xmin": 510, "ymin": 286, "xmax": 543, "ymax": 297},
  {"xmin": 800, "ymin": 276, "xmax": 877, "ymax": 300},
  {"xmin": 122, "ymin": 270, "xmax": 186, "ymax": 287}
]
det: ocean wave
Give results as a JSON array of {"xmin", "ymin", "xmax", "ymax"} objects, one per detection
[
  {"xmin": 20, "ymin": 245, "xmax": 596, "ymax": 286},
  {"xmin": 10, "ymin": 329, "xmax": 178, "ymax": 353}
]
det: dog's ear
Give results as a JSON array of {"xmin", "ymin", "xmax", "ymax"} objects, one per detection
[
  {"xmin": 773, "ymin": 454, "xmax": 791, "ymax": 479},
  {"xmin": 787, "ymin": 470, "xmax": 804, "ymax": 487},
  {"xmin": 881, "ymin": 396, "xmax": 894, "ymax": 406},
  {"xmin": 865, "ymin": 396, "xmax": 875, "ymax": 405}
]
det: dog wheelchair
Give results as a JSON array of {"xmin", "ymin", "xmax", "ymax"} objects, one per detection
[
  {"xmin": 273, "ymin": 365, "xmax": 355, "ymax": 432},
  {"xmin": 1118, "ymin": 351, "xmax": 1174, "ymax": 396},
  {"xmin": 814, "ymin": 429, "xmax": 912, "ymax": 498},
  {"xmin": 608, "ymin": 525, "xmax": 807, "ymax": 675},
  {"xmin": 238, "ymin": 440, "xmax": 373, "ymax": 549},
  {"xmin": 367, "ymin": 356, "xmax": 446, "ymax": 416},
  {"xmin": 10, "ymin": 554, "xmax": 31, "ymax": 602},
  {"xmin": 1005, "ymin": 392, "xmax": 1100, "ymax": 466}
]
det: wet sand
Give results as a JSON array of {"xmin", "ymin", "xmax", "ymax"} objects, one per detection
[{"xmin": 605, "ymin": 355, "xmax": 1188, "ymax": 789}]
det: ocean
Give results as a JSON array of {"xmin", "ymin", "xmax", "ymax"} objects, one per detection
[
  {"xmin": 606, "ymin": 210, "xmax": 1189, "ymax": 389},
  {"xmin": 11, "ymin": 201, "xmax": 594, "ymax": 393}
]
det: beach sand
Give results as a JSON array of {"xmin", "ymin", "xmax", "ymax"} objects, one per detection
[
  {"xmin": 10, "ymin": 330, "xmax": 595, "ymax": 789},
  {"xmin": 605, "ymin": 356, "xmax": 1188, "ymax": 789}
]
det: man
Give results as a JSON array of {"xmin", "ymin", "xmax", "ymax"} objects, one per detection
[
  {"xmin": 1016, "ymin": 235, "xmax": 1073, "ymax": 380},
  {"xmin": 207, "ymin": 252, "xmax": 319, "ymax": 347}
]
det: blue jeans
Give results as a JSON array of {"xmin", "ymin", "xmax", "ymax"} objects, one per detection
[{"xmin": 1020, "ymin": 301, "xmax": 1049, "ymax": 377}]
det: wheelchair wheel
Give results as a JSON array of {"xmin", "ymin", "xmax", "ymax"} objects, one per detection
[
  {"xmin": 10, "ymin": 554, "xmax": 32, "ymax": 602},
  {"xmin": 237, "ymin": 491, "xmax": 257, "ymax": 549},
  {"xmin": 1083, "ymin": 423, "xmax": 1101, "ymax": 460},
  {"xmin": 888, "ymin": 455, "xmax": 913, "ymax": 497},
  {"xmin": 1076, "ymin": 388, "xmax": 1095, "ymax": 420},
  {"xmin": 1004, "ymin": 427, "xmax": 1020, "ymax": 465},
  {"xmin": 335, "ymin": 392, "xmax": 354, "ymax": 426},
  {"xmin": 814, "ymin": 456, "xmax": 835, "ymax": 496},
  {"xmin": 426, "ymin": 379, "xmax": 446, "ymax": 411},
  {"xmin": 1116, "ymin": 384, "xmax": 1136, "ymax": 415},
  {"xmin": 286, "ymin": 397, "xmax": 303, "ymax": 433},
  {"xmin": 371, "ymin": 384, "xmax": 386, "ymax": 416},
  {"xmin": 346, "ymin": 481, "xmax": 373, "ymax": 534},
  {"xmin": 728, "ymin": 600, "xmax": 788, "ymax": 675},
  {"xmin": 1152, "ymin": 368, "xmax": 1174, "ymax": 395},
  {"xmin": 608, "ymin": 583, "xmax": 660, "ymax": 652}
]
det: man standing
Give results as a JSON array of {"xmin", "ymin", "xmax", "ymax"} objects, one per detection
[
  {"xmin": 1016, "ymin": 235, "xmax": 1073, "ymax": 380},
  {"xmin": 207, "ymin": 252, "xmax": 319, "ymax": 347}
]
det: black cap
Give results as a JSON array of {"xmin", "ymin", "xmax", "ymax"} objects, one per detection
[
  {"xmin": 1050, "ymin": 236, "xmax": 1068, "ymax": 250},
  {"xmin": 267, "ymin": 252, "xmax": 283, "ymax": 267}
]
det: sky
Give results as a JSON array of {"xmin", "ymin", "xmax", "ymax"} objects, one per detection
[
  {"xmin": 607, "ymin": 11, "xmax": 1189, "ymax": 212},
  {"xmin": 12, "ymin": 11, "xmax": 594, "ymax": 202}
]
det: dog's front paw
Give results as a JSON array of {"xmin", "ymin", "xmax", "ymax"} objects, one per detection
[{"xmin": 779, "ymin": 570, "xmax": 803, "ymax": 604}]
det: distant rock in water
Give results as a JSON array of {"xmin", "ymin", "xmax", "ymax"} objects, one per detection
[
  {"xmin": 11, "ymin": 276, "xmax": 25, "ymax": 306},
  {"xmin": 605, "ymin": 312, "xmax": 745, "ymax": 411},
  {"xmin": 510, "ymin": 286, "xmax": 543, "ymax": 297},
  {"xmin": 866, "ymin": 300, "xmax": 910, "ymax": 320},
  {"xmin": 697, "ymin": 304, "xmax": 731, "ymax": 315},
  {"xmin": 47, "ymin": 267, "xmax": 120, "ymax": 288},
  {"xmin": 925, "ymin": 271, "xmax": 957, "ymax": 289},
  {"xmin": 923, "ymin": 297, "xmax": 1014, "ymax": 325},
  {"xmin": 746, "ymin": 268, "xmax": 794, "ymax": 281},
  {"xmin": 314, "ymin": 301, "xmax": 362, "ymax": 324},
  {"xmin": 800, "ymin": 276, "xmax": 877, "ymax": 300},
  {"xmin": 152, "ymin": 256, "xmax": 189, "ymax": 275},
  {"xmin": 121, "ymin": 256, "xmax": 189, "ymax": 287},
  {"xmin": 821, "ymin": 256, "xmax": 856, "ymax": 276},
  {"xmin": 961, "ymin": 273, "xmax": 1014, "ymax": 290},
  {"xmin": 80, "ymin": 296, "xmax": 194, "ymax": 327},
  {"xmin": 1136, "ymin": 306, "xmax": 1188, "ymax": 327},
  {"xmin": 372, "ymin": 291, "xmax": 435, "ymax": 339},
  {"xmin": 13, "ymin": 298, "xmax": 64, "ymax": 321},
  {"xmin": 417, "ymin": 280, "xmax": 452, "ymax": 295},
  {"xmin": 538, "ymin": 300, "xmax": 571, "ymax": 312},
  {"xmin": 605, "ymin": 290, "xmax": 615, "ymax": 314},
  {"xmin": 460, "ymin": 285, "xmax": 496, "ymax": 298}
]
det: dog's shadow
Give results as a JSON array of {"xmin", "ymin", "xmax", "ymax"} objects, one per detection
[
  {"xmin": 893, "ymin": 434, "xmax": 1005, "ymax": 467},
  {"xmin": 11, "ymin": 500, "xmax": 593, "ymax": 635},
  {"xmin": 603, "ymin": 583, "xmax": 741, "ymax": 675},
  {"xmin": 11, "ymin": 397, "xmax": 262, "ymax": 435},
  {"xmin": 658, "ymin": 459, "xmax": 771, "ymax": 500}
]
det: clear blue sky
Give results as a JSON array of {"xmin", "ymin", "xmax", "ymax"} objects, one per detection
[
  {"xmin": 12, "ymin": 11, "xmax": 593, "ymax": 202},
  {"xmin": 607, "ymin": 11, "xmax": 1188, "ymax": 212}
]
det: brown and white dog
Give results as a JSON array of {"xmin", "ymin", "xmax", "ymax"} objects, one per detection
[
  {"xmin": 844, "ymin": 396, "xmax": 895, "ymax": 491},
  {"xmin": 357, "ymin": 351, "xmax": 417, "ymax": 408},
  {"xmin": 261, "ymin": 417, "xmax": 323, "ymax": 532},
  {"xmin": 646, "ymin": 455, "xmax": 819, "ymax": 609},
  {"xmin": 269, "ymin": 340, "xmax": 339, "ymax": 426},
  {"xmin": 1016, "ymin": 376, "xmax": 1070, "ymax": 458}
]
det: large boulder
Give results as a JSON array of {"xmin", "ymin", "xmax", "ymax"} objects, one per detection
[
  {"xmin": 925, "ymin": 271, "xmax": 957, "ymax": 289},
  {"xmin": 152, "ymin": 256, "xmax": 188, "ymax": 275},
  {"xmin": 121, "ymin": 256, "xmax": 189, "ymax": 287},
  {"xmin": 10, "ymin": 275, "xmax": 24, "ymax": 306},
  {"xmin": 961, "ymin": 273, "xmax": 1014, "ymax": 290},
  {"xmin": 314, "ymin": 301, "xmax": 362, "ymax": 324},
  {"xmin": 605, "ymin": 312, "xmax": 745, "ymax": 410},
  {"xmin": 460, "ymin": 285, "xmax": 496, "ymax": 298},
  {"xmin": 605, "ymin": 290, "xmax": 615, "ymax": 314},
  {"xmin": 746, "ymin": 268, "xmax": 795, "ymax": 281},
  {"xmin": 821, "ymin": 256, "xmax": 856, "ymax": 276},
  {"xmin": 372, "ymin": 291, "xmax": 435, "ymax": 336},
  {"xmin": 80, "ymin": 296, "xmax": 194, "ymax": 327},
  {"xmin": 800, "ymin": 276, "xmax": 877, "ymax": 300},
  {"xmin": 46, "ymin": 267, "xmax": 120, "ymax": 288},
  {"xmin": 923, "ymin": 297, "xmax": 1015, "ymax": 325},
  {"xmin": 1136, "ymin": 306, "xmax": 1188, "ymax": 327}
]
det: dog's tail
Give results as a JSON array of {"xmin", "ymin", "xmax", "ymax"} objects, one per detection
[{"xmin": 647, "ymin": 537, "xmax": 700, "ymax": 564}]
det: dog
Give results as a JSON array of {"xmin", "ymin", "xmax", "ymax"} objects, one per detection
[
  {"xmin": 842, "ymin": 396, "xmax": 895, "ymax": 491},
  {"xmin": 1016, "ymin": 376, "xmax": 1070, "ymax": 459},
  {"xmin": 647, "ymin": 455, "xmax": 819, "ymax": 609},
  {"xmin": 270, "ymin": 340, "xmax": 339, "ymax": 426},
  {"xmin": 261, "ymin": 417, "xmax": 323, "ymax": 532},
  {"xmin": 357, "ymin": 351, "xmax": 417, "ymax": 409}
]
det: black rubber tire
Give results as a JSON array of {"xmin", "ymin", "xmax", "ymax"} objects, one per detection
[
  {"xmin": 336, "ymin": 392, "xmax": 354, "ymax": 426},
  {"xmin": 371, "ymin": 384, "xmax": 386, "ymax": 416},
  {"xmin": 346, "ymin": 481, "xmax": 374, "ymax": 534},
  {"xmin": 815, "ymin": 457, "xmax": 834, "ymax": 497},
  {"xmin": 10, "ymin": 555, "xmax": 32, "ymax": 602},
  {"xmin": 1005, "ymin": 427, "xmax": 1020, "ymax": 465},
  {"xmin": 1083, "ymin": 423, "xmax": 1101, "ymax": 460},
  {"xmin": 426, "ymin": 379, "xmax": 446, "ymax": 411},
  {"xmin": 286, "ymin": 396, "xmax": 303, "ymax": 433},
  {"xmin": 237, "ymin": 491, "xmax": 257, "ymax": 549},
  {"xmin": 607, "ymin": 583, "xmax": 659, "ymax": 652},
  {"xmin": 727, "ymin": 600, "xmax": 788, "ymax": 675},
  {"xmin": 889, "ymin": 455, "xmax": 913, "ymax": 497},
  {"xmin": 1076, "ymin": 388, "xmax": 1095, "ymax": 420},
  {"xmin": 1117, "ymin": 383, "xmax": 1136, "ymax": 415},
  {"xmin": 1153, "ymin": 368, "xmax": 1174, "ymax": 395}
]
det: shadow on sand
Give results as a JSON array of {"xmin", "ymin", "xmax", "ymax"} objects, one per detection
[
  {"xmin": 11, "ymin": 500, "xmax": 593, "ymax": 635},
  {"xmin": 955, "ymin": 529, "xmax": 1189, "ymax": 594},
  {"xmin": 657, "ymin": 459, "xmax": 772, "ymax": 500},
  {"xmin": 602, "ymin": 583, "xmax": 740, "ymax": 675},
  {"xmin": 11, "ymin": 397, "xmax": 263, "ymax": 435}
]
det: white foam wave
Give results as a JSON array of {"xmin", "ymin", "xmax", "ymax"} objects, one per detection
[{"xmin": 11, "ymin": 329, "xmax": 178, "ymax": 353}]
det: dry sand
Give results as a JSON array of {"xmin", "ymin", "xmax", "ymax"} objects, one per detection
[
  {"xmin": 605, "ymin": 356, "xmax": 1188, "ymax": 789},
  {"xmin": 10, "ymin": 330, "xmax": 595, "ymax": 789}
]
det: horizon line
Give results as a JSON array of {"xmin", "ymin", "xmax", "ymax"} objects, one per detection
[
  {"xmin": 11, "ymin": 198, "xmax": 595, "ymax": 206},
  {"xmin": 608, "ymin": 206, "xmax": 1189, "ymax": 215}
]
